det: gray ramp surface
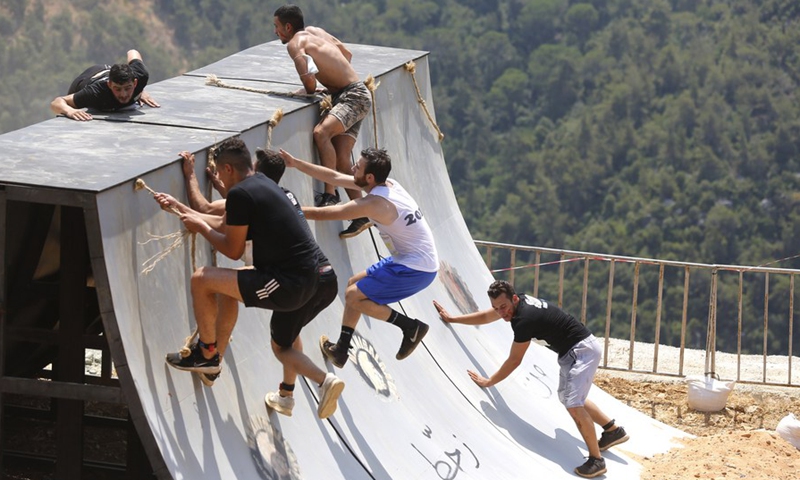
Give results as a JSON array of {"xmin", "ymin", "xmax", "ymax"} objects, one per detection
[{"xmin": 1, "ymin": 41, "xmax": 689, "ymax": 479}]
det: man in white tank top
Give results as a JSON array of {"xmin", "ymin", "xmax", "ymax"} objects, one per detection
[{"xmin": 279, "ymin": 148, "xmax": 439, "ymax": 366}]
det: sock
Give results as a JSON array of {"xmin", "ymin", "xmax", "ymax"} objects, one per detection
[
  {"xmin": 601, "ymin": 419, "xmax": 615, "ymax": 431},
  {"xmin": 387, "ymin": 309, "xmax": 417, "ymax": 331},
  {"xmin": 336, "ymin": 326, "xmax": 355, "ymax": 350},
  {"xmin": 279, "ymin": 382, "xmax": 295, "ymax": 397}
]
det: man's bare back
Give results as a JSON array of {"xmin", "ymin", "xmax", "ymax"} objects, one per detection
[{"xmin": 288, "ymin": 27, "xmax": 359, "ymax": 93}]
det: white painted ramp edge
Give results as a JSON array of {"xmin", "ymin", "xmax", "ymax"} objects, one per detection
[{"xmin": 96, "ymin": 47, "xmax": 690, "ymax": 479}]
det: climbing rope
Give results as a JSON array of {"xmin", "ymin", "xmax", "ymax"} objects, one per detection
[
  {"xmin": 134, "ymin": 179, "xmax": 198, "ymax": 275},
  {"xmin": 205, "ymin": 74, "xmax": 317, "ymax": 100},
  {"xmin": 364, "ymin": 74, "xmax": 380, "ymax": 146},
  {"xmin": 404, "ymin": 61, "xmax": 444, "ymax": 142},
  {"xmin": 266, "ymin": 108, "xmax": 284, "ymax": 150}
]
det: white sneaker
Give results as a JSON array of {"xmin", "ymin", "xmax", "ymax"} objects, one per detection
[
  {"xmin": 264, "ymin": 391, "xmax": 295, "ymax": 417},
  {"xmin": 317, "ymin": 373, "xmax": 345, "ymax": 419}
]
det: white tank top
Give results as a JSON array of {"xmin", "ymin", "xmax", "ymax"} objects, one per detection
[{"xmin": 368, "ymin": 179, "xmax": 439, "ymax": 273}]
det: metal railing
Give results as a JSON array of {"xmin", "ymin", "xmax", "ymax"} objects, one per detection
[{"xmin": 474, "ymin": 240, "xmax": 800, "ymax": 388}]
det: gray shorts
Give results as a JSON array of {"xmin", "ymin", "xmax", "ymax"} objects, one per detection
[
  {"xmin": 557, "ymin": 335, "xmax": 601, "ymax": 408},
  {"xmin": 326, "ymin": 81, "xmax": 371, "ymax": 140}
]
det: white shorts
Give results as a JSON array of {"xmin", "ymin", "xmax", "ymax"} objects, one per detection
[{"xmin": 557, "ymin": 335, "xmax": 601, "ymax": 408}]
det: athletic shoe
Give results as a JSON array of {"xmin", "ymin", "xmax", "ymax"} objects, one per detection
[
  {"xmin": 339, "ymin": 217, "xmax": 374, "ymax": 239},
  {"xmin": 320, "ymin": 335, "xmax": 349, "ymax": 368},
  {"xmin": 264, "ymin": 391, "xmax": 295, "ymax": 417},
  {"xmin": 599, "ymin": 426, "xmax": 629, "ymax": 451},
  {"xmin": 165, "ymin": 344, "xmax": 220, "ymax": 374},
  {"xmin": 574, "ymin": 456, "xmax": 607, "ymax": 478},
  {"xmin": 317, "ymin": 373, "xmax": 345, "ymax": 419},
  {"xmin": 315, "ymin": 191, "xmax": 339, "ymax": 207},
  {"xmin": 195, "ymin": 369, "xmax": 221, "ymax": 387},
  {"xmin": 396, "ymin": 320, "xmax": 429, "ymax": 360}
]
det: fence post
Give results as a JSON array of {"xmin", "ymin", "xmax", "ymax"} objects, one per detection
[
  {"xmin": 763, "ymin": 273, "xmax": 769, "ymax": 384},
  {"xmin": 653, "ymin": 264, "xmax": 665, "ymax": 373},
  {"xmin": 581, "ymin": 258, "xmax": 589, "ymax": 325},
  {"xmin": 737, "ymin": 270, "xmax": 743, "ymax": 382},
  {"xmin": 679, "ymin": 267, "xmax": 690, "ymax": 376},
  {"xmin": 628, "ymin": 262, "xmax": 640, "ymax": 371},
  {"xmin": 603, "ymin": 260, "xmax": 615, "ymax": 368}
]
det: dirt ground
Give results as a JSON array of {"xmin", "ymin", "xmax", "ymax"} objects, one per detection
[{"xmin": 595, "ymin": 371, "xmax": 800, "ymax": 479}]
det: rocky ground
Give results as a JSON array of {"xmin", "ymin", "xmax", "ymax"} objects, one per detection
[{"xmin": 596, "ymin": 371, "xmax": 800, "ymax": 479}]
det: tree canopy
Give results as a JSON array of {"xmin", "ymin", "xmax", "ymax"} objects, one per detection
[{"xmin": 3, "ymin": 0, "xmax": 800, "ymax": 354}]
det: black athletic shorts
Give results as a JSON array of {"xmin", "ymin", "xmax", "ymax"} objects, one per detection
[
  {"xmin": 271, "ymin": 265, "xmax": 338, "ymax": 347},
  {"xmin": 237, "ymin": 264, "xmax": 318, "ymax": 311}
]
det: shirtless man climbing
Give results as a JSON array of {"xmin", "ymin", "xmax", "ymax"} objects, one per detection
[{"xmin": 273, "ymin": 4, "xmax": 373, "ymax": 238}]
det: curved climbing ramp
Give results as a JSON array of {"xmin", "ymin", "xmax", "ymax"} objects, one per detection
[{"xmin": 0, "ymin": 41, "xmax": 689, "ymax": 479}]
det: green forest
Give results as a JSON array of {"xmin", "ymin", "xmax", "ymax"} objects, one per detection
[{"xmin": 3, "ymin": 0, "xmax": 800, "ymax": 355}]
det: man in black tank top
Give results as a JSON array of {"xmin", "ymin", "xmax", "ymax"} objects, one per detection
[
  {"xmin": 50, "ymin": 49, "xmax": 159, "ymax": 121},
  {"xmin": 157, "ymin": 138, "xmax": 344, "ymax": 419},
  {"xmin": 435, "ymin": 280, "xmax": 630, "ymax": 478}
]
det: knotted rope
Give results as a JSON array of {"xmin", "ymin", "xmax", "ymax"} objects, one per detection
[
  {"xmin": 404, "ymin": 61, "xmax": 444, "ymax": 142},
  {"xmin": 135, "ymin": 178, "xmax": 203, "ymax": 357},
  {"xmin": 267, "ymin": 108, "xmax": 284, "ymax": 149},
  {"xmin": 134, "ymin": 179, "xmax": 197, "ymax": 276},
  {"xmin": 364, "ymin": 74, "xmax": 380, "ymax": 146}
]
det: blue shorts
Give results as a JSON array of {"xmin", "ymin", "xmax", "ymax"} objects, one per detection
[{"xmin": 356, "ymin": 257, "xmax": 437, "ymax": 305}]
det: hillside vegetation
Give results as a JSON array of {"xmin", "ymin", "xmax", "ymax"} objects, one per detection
[{"xmin": 3, "ymin": 0, "xmax": 800, "ymax": 354}]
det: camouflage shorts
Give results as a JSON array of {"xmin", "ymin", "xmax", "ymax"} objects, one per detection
[{"xmin": 327, "ymin": 81, "xmax": 372, "ymax": 139}]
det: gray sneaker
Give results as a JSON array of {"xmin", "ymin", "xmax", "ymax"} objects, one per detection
[
  {"xmin": 575, "ymin": 456, "xmax": 606, "ymax": 478},
  {"xmin": 317, "ymin": 373, "xmax": 345, "ymax": 419},
  {"xmin": 265, "ymin": 391, "xmax": 295, "ymax": 417}
]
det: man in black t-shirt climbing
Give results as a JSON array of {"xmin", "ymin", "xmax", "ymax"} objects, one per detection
[
  {"xmin": 154, "ymin": 138, "xmax": 344, "ymax": 420},
  {"xmin": 435, "ymin": 280, "xmax": 630, "ymax": 478},
  {"xmin": 50, "ymin": 49, "xmax": 159, "ymax": 121}
]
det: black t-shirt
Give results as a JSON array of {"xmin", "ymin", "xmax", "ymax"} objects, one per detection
[
  {"xmin": 225, "ymin": 173, "xmax": 320, "ymax": 272},
  {"xmin": 71, "ymin": 59, "xmax": 149, "ymax": 111},
  {"xmin": 281, "ymin": 186, "xmax": 330, "ymax": 267},
  {"xmin": 510, "ymin": 294, "xmax": 592, "ymax": 357}
]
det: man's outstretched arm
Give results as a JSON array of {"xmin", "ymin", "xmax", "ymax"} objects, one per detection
[
  {"xmin": 434, "ymin": 302, "xmax": 501, "ymax": 326},
  {"xmin": 468, "ymin": 341, "xmax": 530, "ymax": 388},
  {"xmin": 50, "ymin": 94, "xmax": 92, "ymax": 121},
  {"xmin": 179, "ymin": 151, "xmax": 224, "ymax": 215},
  {"xmin": 279, "ymin": 149, "xmax": 359, "ymax": 190}
]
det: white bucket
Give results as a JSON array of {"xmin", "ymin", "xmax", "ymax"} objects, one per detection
[
  {"xmin": 776, "ymin": 413, "xmax": 800, "ymax": 449},
  {"xmin": 686, "ymin": 374, "xmax": 735, "ymax": 412}
]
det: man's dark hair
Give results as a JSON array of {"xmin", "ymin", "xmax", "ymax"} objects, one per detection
[
  {"xmin": 214, "ymin": 138, "xmax": 252, "ymax": 175},
  {"xmin": 255, "ymin": 148, "xmax": 285, "ymax": 183},
  {"xmin": 109, "ymin": 63, "xmax": 135, "ymax": 84},
  {"xmin": 274, "ymin": 5, "xmax": 305, "ymax": 31},
  {"xmin": 487, "ymin": 280, "xmax": 516, "ymax": 300},
  {"xmin": 362, "ymin": 147, "xmax": 392, "ymax": 184}
]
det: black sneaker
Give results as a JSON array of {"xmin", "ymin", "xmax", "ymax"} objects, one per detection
[
  {"xmin": 574, "ymin": 456, "xmax": 606, "ymax": 478},
  {"xmin": 339, "ymin": 217, "xmax": 374, "ymax": 239},
  {"xmin": 195, "ymin": 370, "xmax": 221, "ymax": 387},
  {"xmin": 598, "ymin": 426, "xmax": 629, "ymax": 451},
  {"xmin": 320, "ymin": 335, "xmax": 349, "ymax": 368},
  {"xmin": 165, "ymin": 343, "xmax": 220, "ymax": 374},
  {"xmin": 396, "ymin": 321, "xmax": 429, "ymax": 360},
  {"xmin": 315, "ymin": 191, "xmax": 339, "ymax": 207}
]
